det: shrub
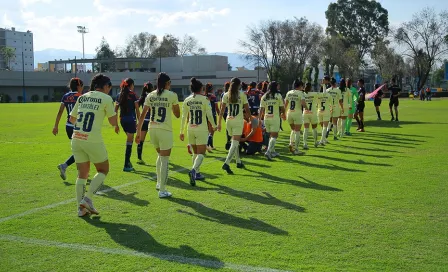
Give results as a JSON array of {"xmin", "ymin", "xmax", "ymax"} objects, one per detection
[
  {"xmin": 17, "ymin": 96, "xmax": 23, "ymax": 103},
  {"xmin": 0, "ymin": 94, "xmax": 11, "ymax": 103},
  {"xmin": 43, "ymin": 95, "xmax": 49, "ymax": 102},
  {"xmin": 31, "ymin": 94, "xmax": 39, "ymax": 103}
]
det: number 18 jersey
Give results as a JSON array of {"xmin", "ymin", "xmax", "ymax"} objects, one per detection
[
  {"xmin": 144, "ymin": 90, "xmax": 179, "ymax": 132},
  {"xmin": 70, "ymin": 91, "xmax": 116, "ymax": 143},
  {"xmin": 181, "ymin": 94, "xmax": 216, "ymax": 133}
]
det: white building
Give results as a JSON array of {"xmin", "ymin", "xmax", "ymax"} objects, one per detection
[{"xmin": 0, "ymin": 27, "xmax": 34, "ymax": 71}]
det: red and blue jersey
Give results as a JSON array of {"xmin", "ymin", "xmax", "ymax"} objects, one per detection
[
  {"xmin": 246, "ymin": 89, "xmax": 262, "ymax": 111},
  {"xmin": 206, "ymin": 93, "xmax": 218, "ymax": 116},
  {"xmin": 61, "ymin": 92, "xmax": 81, "ymax": 125},
  {"xmin": 116, "ymin": 91, "xmax": 139, "ymax": 121}
]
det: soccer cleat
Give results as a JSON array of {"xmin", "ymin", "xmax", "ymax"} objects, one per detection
[
  {"xmin": 391, "ymin": 117, "xmax": 395, "ymax": 121},
  {"xmin": 189, "ymin": 169, "xmax": 196, "ymax": 186},
  {"xmin": 236, "ymin": 162, "xmax": 244, "ymax": 169},
  {"xmin": 137, "ymin": 159, "xmax": 146, "ymax": 165},
  {"xmin": 346, "ymin": 132, "xmax": 352, "ymax": 136},
  {"xmin": 123, "ymin": 166, "xmax": 134, "ymax": 172},
  {"xmin": 395, "ymin": 119, "xmax": 399, "ymax": 122},
  {"xmin": 359, "ymin": 128, "xmax": 365, "ymax": 132},
  {"xmin": 57, "ymin": 164, "xmax": 67, "ymax": 181},
  {"xmin": 195, "ymin": 173, "xmax": 205, "ymax": 181},
  {"xmin": 158, "ymin": 191, "xmax": 172, "ymax": 198},
  {"xmin": 222, "ymin": 163, "xmax": 234, "ymax": 174},
  {"xmin": 79, "ymin": 197, "xmax": 99, "ymax": 215},
  {"xmin": 303, "ymin": 144, "xmax": 309, "ymax": 150},
  {"xmin": 293, "ymin": 150, "xmax": 304, "ymax": 155},
  {"xmin": 319, "ymin": 141, "xmax": 326, "ymax": 146},
  {"xmin": 272, "ymin": 152, "xmax": 280, "ymax": 158},
  {"xmin": 265, "ymin": 152, "xmax": 273, "ymax": 161},
  {"xmin": 288, "ymin": 144, "xmax": 295, "ymax": 154},
  {"xmin": 206, "ymin": 145, "xmax": 213, "ymax": 153},
  {"xmin": 333, "ymin": 136, "xmax": 339, "ymax": 141},
  {"xmin": 377, "ymin": 117, "xmax": 382, "ymax": 121},
  {"xmin": 314, "ymin": 142, "xmax": 319, "ymax": 148},
  {"xmin": 78, "ymin": 207, "xmax": 89, "ymax": 217}
]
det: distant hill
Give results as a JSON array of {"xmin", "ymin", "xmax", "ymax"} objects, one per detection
[
  {"xmin": 210, "ymin": 52, "xmax": 255, "ymax": 70},
  {"xmin": 34, "ymin": 49, "xmax": 94, "ymax": 66},
  {"xmin": 34, "ymin": 49, "xmax": 254, "ymax": 70}
]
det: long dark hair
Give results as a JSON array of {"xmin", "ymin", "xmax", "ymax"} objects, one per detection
[
  {"xmin": 139, "ymin": 81, "xmax": 153, "ymax": 106},
  {"xmin": 339, "ymin": 78, "xmax": 346, "ymax": 92},
  {"xmin": 241, "ymin": 82, "xmax": 248, "ymax": 92},
  {"xmin": 190, "ymin": 77, "xmax": 203, "ymax": 95},
  {"xmin": 205, "ymin": 83, "xmax": 213, "ymax": 94},
  {"xmin": 69, "ymin": 77, "xmax": 83, "ymax": 92},
  {"xmin": 293, "ymin": 79, "xmax": 303, "ymax": 89},
  {"xmin": 118, "ymin": 78, "xmax": 134, "ymax": 114},
  {"xmin": 157, "ymin": 72, "xmax": 171, "ymax": 96},
  {"xmin": 261, "ymin": 81, "xmax": 269, "ymax": 93},
  {"xmin": 266, "ymin": 81, "xmax": 280, "ymax": 100},
  {"xmin": 90, "ymin": 74, "xmax": 111, "ymax": 91},
  {"xmin": 224, "ymin": 82, "xmax": 230, "ymax": 93},
  {"xmin": 228, "ymin": 77, "xmax": 241, "ymax": 103}
]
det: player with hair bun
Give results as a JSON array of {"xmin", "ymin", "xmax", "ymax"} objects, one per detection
[{"xmin": 180, "ymin": 78, "xmax": 217, "ymax": 186}]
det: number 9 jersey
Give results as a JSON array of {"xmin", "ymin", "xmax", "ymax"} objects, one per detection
[
  {"xmin": 144, "ymin": 90, "xmax": 179, "ymax": 132},
  {"xmin": 70, "ymin": 91, "xmax": 116, "ymax": 143}
]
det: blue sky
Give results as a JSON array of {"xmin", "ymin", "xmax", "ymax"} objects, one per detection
[{"xmin": 1, "ymin": 0, "xmax": 447, "ymax": 54}]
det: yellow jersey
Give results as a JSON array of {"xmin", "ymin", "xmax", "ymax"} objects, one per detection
[
  {"xmin": 144, "ymin": 89, "xmax": 179, "ymax": 131},
  {"xmin": 70, "ymin": 91, "xmax": 116, "ymax": 143},
  {"xmin": 260, "ymin": 93, "xmax": 283, "ymax": 120},
  {"xmin": 326, "ymin": 87, "xmax": 342, "ymax": 109},
  {"xmin": 318, "ymin": 92, "xmax": 332, "ymax": 113},
  {"xmin": 222, "ymin": 92, "xmax": 248, "ymax": 122},
  {"xmin": 285, "ymin": 90, "xmax": 304, "ymax": 116},
  {"xmin": 303, "ymin": 92, "xmax": 319, "ymax": 114},
  {"xmin": 181, "ymin": 94, "xmax": 216, "ymax": 133}
]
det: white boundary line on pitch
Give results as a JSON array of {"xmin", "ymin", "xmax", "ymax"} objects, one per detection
[
  {"xmin": 0, "ymin": 235, "xmax": 290, "ymax": 272},
  {"xmin": 0, "ymin": 158, "xmax": 223, "ymax": 224}
]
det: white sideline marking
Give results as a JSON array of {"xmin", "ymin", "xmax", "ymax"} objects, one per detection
[
  {"xmin": 0, "ymin": 158, "xmax": 221, "ymax": 224},
  {"xmin": 0, "ymin": 235, "xmax": 289, "ymax": 272}
]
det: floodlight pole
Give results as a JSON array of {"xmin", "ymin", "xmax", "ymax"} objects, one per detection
[{"xmin": 77, "ymin": 26, "xmax": 89, "ymax": 59}]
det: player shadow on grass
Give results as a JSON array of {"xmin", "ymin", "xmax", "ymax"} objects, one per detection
[
  {"xmin": 353, "ymin": 134, "xmax": 425, "ymax": 144},
  {"xmin": 349, "ymin": 138, "xmax": 418, "ymax": 148},
  {"xmin": 307, "ymin": 154, "xmax": 392, "ymax": 167},
  {"xmin": 364, "ymin": 120, "xmax": 447, "ymax": 128},
  {"xmin": 242, "ymin": 168, "xmax": 343, "ymax": 191},
  {"xmin": 96, "ymin": 185, "xmax": 149, "ymax": 207},
  {"xmin": 83, "ymin": 217, "xmax": 224, "ymax": 269},
  {"xmin": 168, "ymin": 176, "xmax": 213, "ymax": 192},
  {"xmin": 280, "ymin": 155, "xmax": 365, "ymax": 173},
  {"xmin": 336, "ymin": 144, "xmax": 403, "ymax": 154},
  {"xmin": 201, "ymin": 180, "xmax": 305, "ymax": 212},
  {"xmin": 364, "ymin": 131, "xmax": 430, "ymax": 138},
  {"xmin": 168, "ymin": 198, "xmax": 288, "ymax": 235},
  {"xmin": 313, "ymin": 148, "xmax": 394, "ymax": 159}
]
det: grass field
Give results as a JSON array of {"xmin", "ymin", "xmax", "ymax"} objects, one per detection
[{"xmin": 0, "ymin": 99, "xmax": 447, "ymax": 271}]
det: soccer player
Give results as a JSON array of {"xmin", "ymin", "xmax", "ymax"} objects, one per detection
[
  {"xmin": 136, "ymin": 72, "xmax": 180, "ymax": 198},
  {"xmin": 345, "ymin": 78, "xmax": 359, "ymax": 135},
  {"xmin": 115, "ymin": 78, "xmax": 140, "ymax": 172},
  {"xmin": 284, "ymin": 79, "xmax": 307, "ymax": 154},
  {"xmin": 326, "ymin": 78, "xmax": 344, "ymax": 140},
  {"xmin": 373, "ymin": 83, "xmax": 384, "ymax": 120},
  {"xmin": 218, "ymin": 77, "xmax": 250, "ymax": 174},
  {"xmin": 338, "ymin": 78, "xmax": 352, "ymax": 138},
  {"xmin": 221, "ymin": 81, "xmax": 232, "ymax": 150},
  {"xmin": 53, "ymin": 77, "xmax": 83, "ymax": 180},
  {"xmin": 70, "ymin": 74, "xmax": 119, "ymax": 217},
  {"xmin": 260, "ymin": 81, "xmax": 285, "ymax": 160},
  {"xmin": 137, "ymin": 81, "xmax": 153, "ymax": 165},
  {"xmin": 246, "ymin": 81, "xmax": 262, "ymax": 116},
  {"xmin": 302, "ymin": 82, "xmax": 320, "ymax": 148},
  {"xmin": 389, "ymin": 78, "xmax": 401, "ymax": 122},
  {"xmin": 354, "ymin": 79, "xmax": 366, "ymax": 132},
  {"xmin": 205, "ymin": 83, "xmax": 219, "ymax": 151},
  {"xmin": 180, "ymin": 78, "xmax": 217, "ymax": 186},
  {"xmin": 318, "ymin": 83, "xmax": 332, "ymax": 145}
]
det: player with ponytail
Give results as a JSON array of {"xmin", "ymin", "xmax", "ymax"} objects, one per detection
[
  {"xmin": 115, "ymin": 78, "xmax": 140, "ymax": 172},
  {"xmin": 136, "ymin": 81, "xmax": 154, "ymax": 164}
]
